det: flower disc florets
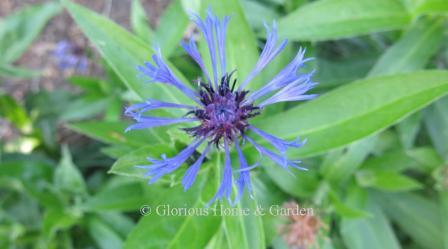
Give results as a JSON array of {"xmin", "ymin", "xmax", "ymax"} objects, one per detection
[{"xmin": 184, "ymin": 73, "xmax": 260, "ymax": 147}]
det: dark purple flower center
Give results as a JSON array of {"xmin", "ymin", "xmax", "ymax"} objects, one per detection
[{"xmin": 184, "ymin": 73, "xmax": 260, "ymax": 146}]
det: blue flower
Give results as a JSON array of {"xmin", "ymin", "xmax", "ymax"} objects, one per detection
[
  {"xmin": 53, "ymin": 40, "xmax": 88, "ymax": 73},
  {"xmin": 126, "ymin": 9, "xmax": 317, "ymax": 205}
]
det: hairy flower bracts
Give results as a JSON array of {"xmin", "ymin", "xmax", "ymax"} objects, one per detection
[{"xmin": 125, "ymin": 10, "xmax": 317, "ymax": 205}]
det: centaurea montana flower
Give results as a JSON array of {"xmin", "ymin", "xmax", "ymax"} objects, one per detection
[
  {"xmin": 53, "ymin": 40, "xmax": 88, "ymax": 73},
  {"xmin": 126, "ymin": 10, "xmax": 317, "ymax": 205}
]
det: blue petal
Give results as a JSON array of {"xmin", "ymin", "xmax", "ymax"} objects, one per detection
[
  {"xmin": 239, "ymin": 22, "xmax": 288, "ymax": 90},
  {"xmin": 191, "ymin": 9, "xmax": 219, "ymax": 88},
  {"xmin": 247, "ymin": 48, "xmax": 312, "ymax": 103},
  {"xmin": 249, "ymin": 125, "xmax": 306, "ymax": 154},
  {"xmin": 137, "ymin": 138, "xmax": 205, "ymax": 184},
  {"xmin": 259, "ymin": 74, "xmax": 317, "ymax": 107},
  {"xmin": 245, "ymin": 136, "xmax": 307, "ymax": 171},
  {"xmin": 137, "ymin": 49, "xmax": 201, "ymax": 104},
  {"xmin": 215, "ymin": 15, "xmax": 230, "ymax": 79},
  {"xmin": 208, "ymin": 139, "xmax": 233, "ymax": 206},
  {"xmin": 125, "ymin": 99, "xmax": 195, "ymax": 117},
  {"xmin": 181, "ymin": 39, "xmax": 212, "ymax": 84},
  {"xmin": 182, "ymin": 143, "xmax": 211, "ymax": 191},
  {"xmin": 233, "ymin": 141, "xmax": 256, "ymax": 204},
  {"xmin": 125, "ymin": 116, "xmax": 197, "ymax": 132}
]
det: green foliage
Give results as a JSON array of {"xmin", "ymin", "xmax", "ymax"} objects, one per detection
[
  {"xmin": 0, "ymin": 2, "xmax": 61, "ymax": 78},
  {"xmin": 2, "ymin": 0, "xmax": 448, "ymax": 248},
  {"xmin": 255, "ymin": 71, "xmax": 448, "ymax": 157},
  {"xmin": 277, "ymin": 0, "xmax": 411, "ymax": 41},
  {"xmin": 130, "ymin": 0, "xmax": 154, "ymax": 44}
]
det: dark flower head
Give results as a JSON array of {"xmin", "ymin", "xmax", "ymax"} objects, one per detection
[
  {"xmin": 53, "ymin": 40, "xmax": 88, "ymax": 73},
  {"xmin": 126, "ymin": 9, "xmax": 317, "ymax": 205},
  {"xmin": 183, "ymin": 72, "xmax": 260, "ymax": 147}
]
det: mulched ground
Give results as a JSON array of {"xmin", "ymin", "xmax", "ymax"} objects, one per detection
[
  {"xmin": 0, "ymin": 0, "xmax": 170, "ymax": 141},
  {"xmin": 0, "ymin": 0, "xmax": 170, "ymax": 99}
]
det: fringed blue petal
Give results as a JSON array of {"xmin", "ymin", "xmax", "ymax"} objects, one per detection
[
  {"xmin": 182, "ymin": 143, "xmax": 211, "ymax": 191},
  {"xmin": 125, "ymin": 116, "xmax": 197, "ymax": 132},
  {"xmin": 215, "ymin": 15, "xmax": 230, "ymax": 79},
  {"xmin": 246, "ymin": 136, "xmax": 307, "ymax": 171},
  {"xmin": 239, "ymin": 22, "xmax": 288, "ymax": 90},
  {"xmin": 234, "ymin": 141, "xmax": 255, "ymax": 204},
  {"xmin": 208, "ymin": 139, "xmax": 233, "ymax": 206},
  {"xmin": 137, "ymin": 49, "xmax": 201, "ymax": 104},
  {"xmin": 247, "ymin": 48, "xmax": 313, "ymax": 103},
  {"xmin": 137, "ymin": 138, "xmax": 205, "ymax": 184},
  {"xmin": 125, "ymin": 99, "xmax": 195, "ymax": 117},
  {"xmin": 249, "ymin": 125, "xmax": 306, "ymax": 154},
  {"xmin": 191, "ymin": 9, "xmax": 219, "ymax": 88},
  {"xmin": 181, "ymin": 39, "xmax": 212, "ymax": 84}
]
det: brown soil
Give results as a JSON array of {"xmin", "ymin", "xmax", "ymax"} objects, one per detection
[{"xmin": 0, "ymin": 0, "xmax": 170, "ymax": 141}]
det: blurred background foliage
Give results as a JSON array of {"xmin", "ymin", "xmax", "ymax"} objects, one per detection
[{"xmin": 1, "ymin": 0, "xmax": 448, "ymax": 248}]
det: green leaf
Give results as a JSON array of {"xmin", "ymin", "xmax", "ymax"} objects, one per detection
[
  {"xmin": 376, "ymin": 192, "xmax": 444, "ymax": 249},
  {"xmin": 205, "ymin": 229, "xmax": 229, "ymax": 249},
  {"xmin": 315, "ymin": 54, "xmax": 379, "ymax": 90},
  {"xmin": 241, "ymin": 0, "xmax": 279, "ymax": 30},
  {"xmin": 252, "ymin": 173, "xmax": 289, "ymax": 245},
  {"xmin": 356, "ymin": 170, "xmax": 422, "ymax": 192},
  {"xmin": 254, "ymin": 71, "xmax": 448, "ymax": 158},
  {"xmin": 221, "ymin": 195, "xmax": 265, "ymax": 249},
  {"xmin": 68, "ymin": 76, "xmax": 110, "ymax": 96},
  {"xmin": 60, "ymin": 97, "xmax": 111, "ymax": 121},
  {"xmin": 263, "ymin": 160, "xmax": 319, "ymax": 198},
  {"xmin": 62, "ymin": 0, "xmax": 191, "ymax": 104},
  {"xmin": 83, "ymin": 180, "xmax": 147, "ymax": 211},
  {"xmin": 328, "ymin": 189, "xmax": 371, "ymax": 218},
  {"xmin": 154, "ymin": 0, "xmax": 189, "ymax": 57},
  {"xmin": 124, "ymin": 168, "xmax": 221, "ymax": 249},
  {"xmin": 95, "ymin": 212, "xmax": 135, "ymax": 238},
  {"xmin": 368, "ymin": 17, "xmax": 444, "ymax": 76},
  {"xmin": 131, "ymin": 0, "xmax": 153, "ymax": 44},
  {"xmin": 277, "ymin": 0, "xmax": 410, "ymax": 41},
  {"xmin": 87, "ymin": 216, "xmax": 123, "ymax": 249},
  {"xmin": 202, "ymin": 0, "xmax": 259, "ymax": 85},
  {"xmin": 316, "ymin": 16, "xmax": 442, "ymax": 184},
  {"xmin": 362, "ymin": 147, "xmax": 443, "ymax": 172},
  {"xmin": 0, "ymin": 94, "xmax": 31, "ymax": 132},
  {"xmin": 0, "ymin": 158, "xmax": 53, "ymax": 183},
  {"xmin": 108, "ymin": 144, "xmax": 173, "ymax": 178},
  {"xmin": 54, "ymin": 145, "xmax": 87, "ymax": 195},
  {"xmin": 42, "ymin": 209, "xmax": 80, "ymax": 239},
  {"xmin": 424, "ymin": 96, "xmax": 448, "ymax": 160},
  {"xmin": 341, "ymin": 193, "xmax": 401, "ymax": 249},
  {"xmin": 101, "ymin": 144, "xmax": 136, "ymax": 158},
  {"xmin": 0, "ymin": 158, "xmax": 64, "ymax": 209},
  {"xmin": 397, "ymin": 112, "xmax": 422, "ymax": 149},
  {"xmin": 321, "ymin": 136, "xmax": 377, "ymax": 183},
  {"xmin": 440, "ymin": 192, "xmax": 448, "ymax": 249},
  {"xmin": 0, "ymin": 64, "xmax": 39, "ymax": 78},
  {"xmin": 181, "ymin": 0, "xmax": 201, "ymax": 13},
  {"xmin": 414, "ymin": 0, "xmax": 448, "ymax": 15},
  {"xmin": 0, "ymin": 2, "xmax": 61, "ymax": 63},
  {"xmin": 68, "ymin": 121, "xmax": 167, "ymax": 147}
]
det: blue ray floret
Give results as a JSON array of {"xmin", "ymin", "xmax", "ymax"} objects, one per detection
[{"xmin": 125, "ymin": 9, "xmax": 317, "ymax": 205}]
